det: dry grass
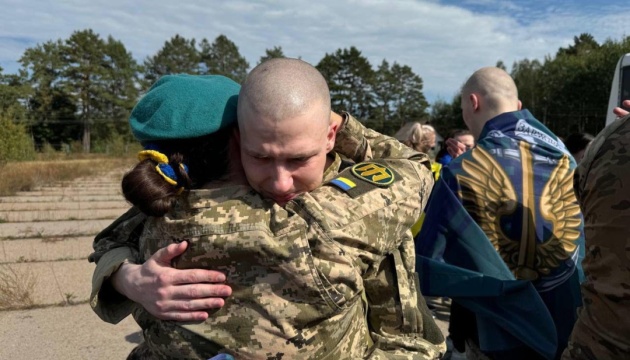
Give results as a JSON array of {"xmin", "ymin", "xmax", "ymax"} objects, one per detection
[
  {"xmin": 0, "ymin": 264, "xmax": 37, "ymax": 309},
  {"xmin": 0, "ymin": 157, "xmax": 135, "ymax": 196}
]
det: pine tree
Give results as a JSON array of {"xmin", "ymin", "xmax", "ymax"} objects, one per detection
[
  {"xmin": 258, "ymin": 46, "xmax": 285, "ymax": 64},
  {"xmin": 20, "ymin": 39, "xmax": 79, "ymax": 147},
  {"xmin": 316, "ymin": 47, "xmax": 375, "ymax": 120},
  {"xmin": 143, "ymin": 34, "xmax": 200, "ymax": 87},
  {"xmin": 200, "ymin": 35, "xmax": 249, "ymax": 83}
]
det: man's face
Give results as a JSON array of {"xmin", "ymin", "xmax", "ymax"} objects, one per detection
[
  {"xmin": 238, "ymin": 106, "xmax": 334, "ymax": 205},
  {"xmin": 455, "ymin": 134, "xmax": 475, "ymax": 150}
]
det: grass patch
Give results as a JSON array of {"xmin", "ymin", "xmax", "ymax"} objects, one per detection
[
  {"xmin": 0, "ymin": 157, "xmax": 135, "ymax": 196},
  {"xmin": 0, "ymin": 264, "xmax": 37, "ymax": 309}
]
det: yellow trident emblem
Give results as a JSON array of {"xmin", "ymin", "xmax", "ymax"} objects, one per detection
[{"xmin": 351, "ymin": 162, "xmax": 395, "ymax": 186}]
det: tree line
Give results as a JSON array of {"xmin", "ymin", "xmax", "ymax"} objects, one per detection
[
  {"xmin": 431, "ymin": 33, "xmax": 630, "ymax": 138},
  {"xmin": 0, "ymin": 29, "xmax": 428, "ymax": 154},
  {"xmin": 1, "ymin": 30, "xmax": 629, "ymax": 158}
]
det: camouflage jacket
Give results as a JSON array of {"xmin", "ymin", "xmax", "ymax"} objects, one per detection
[
  {"xmin": 89, "ymin": 114, "xmax": 444, "ymax": 359},
  {"xmin": 562, "ymin": 114, "xmax": 630, "ymax": 360}
]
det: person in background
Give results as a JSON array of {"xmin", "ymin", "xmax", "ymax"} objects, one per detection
[
  {"xmin": 563, "ymin": 132, "xmax": 594, "ymax": 163},
  {"xmin": 436, "ymin": 129, "xmax": 475, "ymax": 166},
  {"xmin": 421, "ymin": 124, "xmax": 438, "ymax": 156},
  {"xmin": 394, "ymin": 122, "xmax": 437, "ymax": 154},
  {"xmin": 562, "ymin": 100, "xmax": 630, "ymax": 359},
  {"xmin": 419, "ymin": 66, "xmax": 585, "ymax": 359},
  {"xmin": 395, "ymin": 122, "xmax": 426, "ymax": 151},
  {"xmin": 395, "ymin": 122, "xmax": 440, "ymax": 179}
]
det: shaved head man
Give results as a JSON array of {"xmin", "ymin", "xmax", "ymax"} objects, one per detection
[
  {"xmin": 460, "ymin": 66, "xmax": 522, "ymax": 139},
  {"xmin": 237, "ymin": 58, "xmax": 337, "ymax": 205},
  {"xmin": 428, "ymin": 66, "xmax": 584, "ymax": 359}
]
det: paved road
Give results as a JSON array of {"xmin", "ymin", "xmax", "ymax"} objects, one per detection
[{"xmin": 0, "ymin": 170, "xmax": 140, "ymax": 359}]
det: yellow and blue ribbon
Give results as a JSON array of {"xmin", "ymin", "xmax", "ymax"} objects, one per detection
[{"xmin": 137, "ymin": 148, "xmax": 188, "ymax": 192}]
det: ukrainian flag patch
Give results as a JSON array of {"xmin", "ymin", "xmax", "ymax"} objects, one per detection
[{"xmin": 330, "ymin": 177, "xmax": 356, "ymax": 191}]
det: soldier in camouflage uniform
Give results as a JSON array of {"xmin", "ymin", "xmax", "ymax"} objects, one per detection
[
  {"xmin": 562, "ymin": 110, "xmax": 630, "ymax": 359},
  {"xmin": 90, "ymin": 62, "xmax": 445, "ymax": 359}
]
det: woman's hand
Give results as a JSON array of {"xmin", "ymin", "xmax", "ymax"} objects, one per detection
[{"xmin": 111, "ymin": 241, "xmax": 232, "ymax": 321}]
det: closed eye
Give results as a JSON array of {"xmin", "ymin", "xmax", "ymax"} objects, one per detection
[
  {"xmin": 250, "ymin": 154, "xmax": 270, "ymax": 161},
  {"xmin": 291, "ymin": 156, "xmax": 312, "ymax": 163}
]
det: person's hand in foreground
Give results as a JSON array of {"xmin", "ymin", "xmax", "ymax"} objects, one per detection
[
  {"xmin": 613, "ymin": 99, "xmax": 630, "ymax": 118},
  {"xmin": 111, "ymin": 241, "xmax": 232, "ymax": 321}
]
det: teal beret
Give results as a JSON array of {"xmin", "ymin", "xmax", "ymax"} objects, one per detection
[{"xmin": 130, "ymin": 74, "xmax": 240, "ymax": 142}]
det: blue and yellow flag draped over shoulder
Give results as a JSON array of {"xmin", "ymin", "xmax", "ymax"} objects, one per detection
[
  {"xmin": 416, "ymin": 109, "xmax": 585, "ymax": 359},
  {"xmin": 442, "ymin": 110, "xmax": 585, "ymax": 289},
  {"xmin": 416, "ymin": 179, "xmax": 558, "ymax": 359}
]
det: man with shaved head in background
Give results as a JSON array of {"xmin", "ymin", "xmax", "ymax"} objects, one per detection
[
  {"xmin": 417, "ymin": 67, "xmax": 585, "ymax": 359},
  {"xmin": 90, "ymin": 59, "xmax": 445, "ymax": 358}
]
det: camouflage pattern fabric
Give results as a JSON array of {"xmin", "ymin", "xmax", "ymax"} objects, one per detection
[
  {"xmin": 562, "ymin": 114, "xmax": 630, "ymax": 360},
  {"xmin": 89, "ymin": 207, "xmax": 146, "ymax": 324},
  {"xmin": 90, "ymin": 114, "xmax": 444, "ymax": 359}
]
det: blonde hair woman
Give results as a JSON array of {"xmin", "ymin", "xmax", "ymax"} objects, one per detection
[{"xmin": 394, "ymin": 122, "xmax": 436, "ymax": 154}]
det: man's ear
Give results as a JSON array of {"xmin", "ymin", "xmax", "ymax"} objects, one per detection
[
  {"xmin": 326, "ymin": 123, "xmax": 337, "ymax": 152},
  {"xmin": 517, "ymin": 100, "xmax": 523, "ymax": 110},
  {"xmin": 470, "ymin": 94, "xmax": 480, "ymax": 112}
]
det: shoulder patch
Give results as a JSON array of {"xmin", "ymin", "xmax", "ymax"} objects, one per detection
[
  {"xmin": 330, "ymin": 177, "xmax": 357, "ymax": 191},
  {"xmin": 351, "ymin": 162, "xmax": 395, "ymax": 186},
  {"xmin": 328, "ymin": 161, "xmax": 398, "ymax": 198}
]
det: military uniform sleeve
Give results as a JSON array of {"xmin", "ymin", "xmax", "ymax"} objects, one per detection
[
  {"xmin": 563, "ymin": 114, "xmax": 630, "ymax": 359},
  {"xmin": 315, "ymin": 155, "xmax": 444, "ymax": 359},
  {"xmin": 88, "ymin": 207, "xmax": 146, "ymax": 323},
  {"xmin": 330, "ymin": 114, "xmax": 444, "ymax": 358},
  {"xmin": 334, "ymin": 112, "xmax": 431, "ymax": 168},
  {"xmin": 363, "ymin": 163, "xmax": 444, "ymax": 359}
]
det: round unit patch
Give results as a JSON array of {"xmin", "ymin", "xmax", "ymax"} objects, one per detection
[{"xmin": 351, "ymin": 162, "xmax": 395, "ymax": 186}]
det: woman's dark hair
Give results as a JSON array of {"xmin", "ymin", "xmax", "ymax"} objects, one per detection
[
  {"xmin": 122, "ymin": 126, "xmax": 234, "ymax": 217},
  {"xmin": 564, "ymin": 132, "xmax": 594, "ymax": 156}
]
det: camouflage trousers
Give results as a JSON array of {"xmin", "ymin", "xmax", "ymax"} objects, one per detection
[
  {"xmin": 127, "ymin": 342, "xmax": 154, "ymax": 360},
  {"xmin": 562, "ymin": 322, "xmax": 630, "ymax": 360}
]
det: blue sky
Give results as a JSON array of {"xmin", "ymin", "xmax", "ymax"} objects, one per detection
[{"xmin": 1, "ymin": 0, "xmax": 629, "ymax": 105}]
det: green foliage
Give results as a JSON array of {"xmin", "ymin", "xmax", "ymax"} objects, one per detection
[
  {"xmin": 0, "ymin": 114, "xmax": 35, "ymax": 162},
  {"xmin": 200, "ymin": 35, "xmax": 249, "ymax": 83},
  {"xmin": 316, "ymin": 48, "xmax": 429, "ymax": 135},
  {"xmin": 92, "ymin": 131, "xmax": 141, "ymax": 157},
  {"xmin": 143, "ymin": 34, "xmax": 200, "ymax": 86},
  {"xmin": 429, "ymin": 96, "xmax": 465, "ymax": 137},
  {"xmin": 371, "ymin": 60, "xmax": 429, "ymax": 135},
  {"xmin": 0, "ymin": 68, "xmax": 31, "ymax": 121},
  {"xmin": 317, "ymin": 47, "xmax": 376, "ymax": 121},
  {"xmin": 434, "ymin": 33, "xmax": 630, "ymax": 137},
  {"xmin": 8, "ymin": 28, "xmax": 628, "ymax": 149},
  {"xmin": 20, "ymin": 30, "xmax": 140, "ymax": 154},
  {"xmin": 259, "ymin": 46, "xmax": 286, "ymax": 64},
  {"xmin": 511, "ymin": 34, "xmax": 630, "ymax": 136}
]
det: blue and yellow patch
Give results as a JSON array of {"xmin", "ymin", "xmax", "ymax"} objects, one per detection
[
  {"xmin": 351, "ymin": 162, "xmax": 395, "ymax": 186},
  {"xmin": 329, "ymin": 161, "xmax": 397, "ymax": 198},
  {"xmin": 330, "ymin": 177, "xmax": 356, "ymax": 191}
]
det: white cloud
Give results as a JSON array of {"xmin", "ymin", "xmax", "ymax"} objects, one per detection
[{"xmin": 1, "ymin": 0, "xmax": 629, "ymax": 105}]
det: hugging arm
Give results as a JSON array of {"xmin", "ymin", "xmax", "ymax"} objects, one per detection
[{"xmin": 89, "ymin": 208, "xmax": 231, "ymax": 323}]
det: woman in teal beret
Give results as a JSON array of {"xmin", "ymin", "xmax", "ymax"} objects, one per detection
[{"xmin": 123, "ymin": 74, "xmax": 242, "ymax": 216}]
